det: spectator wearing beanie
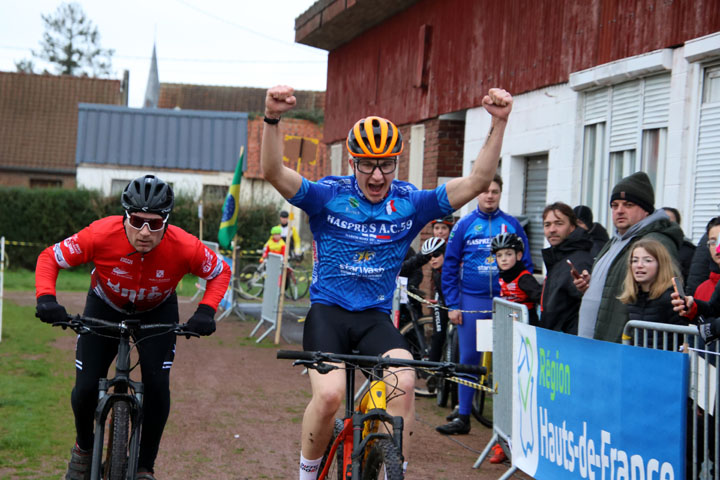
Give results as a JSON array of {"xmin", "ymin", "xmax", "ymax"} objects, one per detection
[
  {"xmin": 573, "ymin": 205, "xmax": 609, "ymax": 258},
  {"xmin": 574, "ymin": 171, "xmax": 683, "ymax": 343}
]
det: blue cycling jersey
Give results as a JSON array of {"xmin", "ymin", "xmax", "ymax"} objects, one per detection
[
  {"xmin": 442, "ymin": 207, "xmax": 533, "ymax": 310},
  {"xmin": 289, "ymin": 175, "xmax": 453, "ymax": 313}
]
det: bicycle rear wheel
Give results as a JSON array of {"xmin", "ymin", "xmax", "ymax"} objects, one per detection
[
  {"xmin": 318, "ymin": 419, "xmax": 346, "ymax": 480},
  {"xmin": 361, "ymin": 438, "xmax": 404, "ymax": 480},
  {"xmin": 105, "ymin": 400, "xmax": 130, "ymax": 480},
  {"xmin": 293, "ymin": 267, "xmax": 310, "ymax": 298},
  {"xmin": 472, "ymin": 352, "xmax": 493, "ymax": 427},
  {"xmin": 436, "ymin": 326, "xmax": 459, "ymax": 408},
  {"xmin": 399, "ymin": 316, "xmax": 435, "ymax": 397},
  {"xmin": 238, "ymin": 264, "xmax": 264, "ymax": 299}
]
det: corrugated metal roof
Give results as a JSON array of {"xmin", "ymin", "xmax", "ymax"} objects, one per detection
[{"xmin": 76, "ymin": 104, "xmax": 248, "ymax": 173}]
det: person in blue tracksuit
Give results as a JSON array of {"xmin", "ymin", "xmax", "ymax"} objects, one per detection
[{"xmin": 438, "ymin": 173, "xmax": 532, "ymax": 435}]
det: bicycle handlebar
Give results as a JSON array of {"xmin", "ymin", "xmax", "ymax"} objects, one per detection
[
  {"xmin": 276, "ymin": 350, "xmax": 485, "ymax": 376},
  {"xmin": 52, "ymin": 314, "xmax": 200, "ymax": 338}
]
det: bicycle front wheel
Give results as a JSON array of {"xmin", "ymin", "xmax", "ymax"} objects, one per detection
[
  {"xmin": 318, "ymin": 418, "xmax": 346, "ymax": 480},
  {"xmin": 436, "ymin": 326, "xmax": 459, "ymax": 408},
  {"xmin": 106, "ymin": 400, "xmax": 130, "ymax": 480},
  {"xmin": 399, "ymin": 316, "xmax": 435, "ymax": 397},
  {"xmin": 361, "ymin": 439, "xmax": 404, "ymax": 480},
  {"xmin": 293, "ymin": 267, "xmax": 310, "ymax": 299},
  {"xmin": 238, "ymin": 265, "xmax": 264, "ymax": 299}
]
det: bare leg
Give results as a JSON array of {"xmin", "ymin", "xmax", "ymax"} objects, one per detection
[{"xmin": 301, "ymin": 367, "xmax": 346, "ymax": 460}]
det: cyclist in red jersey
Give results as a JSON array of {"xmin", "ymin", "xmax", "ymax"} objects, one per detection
[{"xmin": 35, "ymin": 175, "xmax": 231, "ymax": 480}]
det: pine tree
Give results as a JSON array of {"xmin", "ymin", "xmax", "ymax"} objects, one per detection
[{"xmin": 15, "ymin": 2, "xmax": 114, "ymax": 77}]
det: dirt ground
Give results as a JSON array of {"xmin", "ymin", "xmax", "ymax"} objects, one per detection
[{"xmin": 8, "ymin": 291, "xmax": 530, "ymax": 480}]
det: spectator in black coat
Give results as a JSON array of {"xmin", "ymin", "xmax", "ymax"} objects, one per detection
[
  {"xmin": 540, "ymin": 202, "xmax": 594, "ymax": 334},
  {"xmin": 573, "ymin": 205, "xmax": 609, "ymax": 258},
  {"xmin": 662, "ymin": 207, "xmax": 696, "ymax": 285}
]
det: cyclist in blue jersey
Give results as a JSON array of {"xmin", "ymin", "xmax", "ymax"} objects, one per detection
[
  {"xmin": 438, "ymin": 173, "xmax": 532, "ymax": 440},
  {"xmin": 261, "ymin": 84, "xmax": 513, "ymax": 480}
]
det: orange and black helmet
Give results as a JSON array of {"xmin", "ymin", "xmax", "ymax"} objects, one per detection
[{"xmin": 346, "ymin": 116, "xmax": 404, "ymax": 158}]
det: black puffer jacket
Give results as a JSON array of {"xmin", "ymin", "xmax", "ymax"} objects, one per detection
[
  {"xmin": 588, "ymin": 222, "xmax": 610, "ymax": 258},
  {"xmin": 540, "ymin": 227, "xmax": 595, "ymax": 334},
  {"xmin": 626, "ymin": 286, "xmax": 685, "ymax": 326}
]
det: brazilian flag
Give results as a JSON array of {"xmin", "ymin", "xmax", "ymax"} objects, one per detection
[{"xmin": 218, "ymin": 146, "xmax": 245, "ymax": 249}]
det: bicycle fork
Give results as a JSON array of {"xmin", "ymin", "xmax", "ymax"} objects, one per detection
[
  {"xmin": 351, "ymin": 379, "xmax": 404, "ymax": 478},
  {"xmin": 90, "ymin": 337, "xmax": 144, "ymax": 480}
]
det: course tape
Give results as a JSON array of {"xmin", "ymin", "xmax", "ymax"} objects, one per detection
[
  {"xmin": 417, "ymin": 366, "xmax": 495, "ymax": 393},
  {"xmin": 403, "ymin": 287, "xmax": 492, "ymax": 315},
  {"xmin": 3, "ymin": 240, "xmax": 45, "ymax": 247}
]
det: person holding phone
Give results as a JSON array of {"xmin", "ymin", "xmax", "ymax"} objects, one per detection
[
  {"xmin": 539, "ymin": 202, "xmax": 594, "ymax": 334},
  {"xmin": 618, "ymin": 238, "xmax": 686, "ymax": 335}
]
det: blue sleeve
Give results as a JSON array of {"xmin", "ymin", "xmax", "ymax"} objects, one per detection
[
  {"xmin": 411, "ymin": 184, "xmax": 454, "ymax": 226},
  {"xmin": 289, "ymin": 178, "xmax": 333, "ymax": 217},
  {"xmin": 441, "ymin": 219, "xmax": 466, "ymax": 310}
]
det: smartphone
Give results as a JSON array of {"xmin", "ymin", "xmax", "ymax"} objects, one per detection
[
  {"xmin": 672, "ymin": 276, "xmax": 686, "ymax": 299},
  {"xmin": 567, "ymin": 259, "xmax": 581, "ymax": 279}
]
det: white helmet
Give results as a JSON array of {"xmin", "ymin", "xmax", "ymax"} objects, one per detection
[{"xmin": 421, "ymin": 236, "xmax": 446, "ymax": 256}]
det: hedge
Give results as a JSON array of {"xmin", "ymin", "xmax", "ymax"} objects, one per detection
[{"xmin": 0, "ymin": 187, "xmax": 279, "ymax": 270}]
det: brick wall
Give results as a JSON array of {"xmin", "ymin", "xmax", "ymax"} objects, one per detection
[
  {"xmin": 246, "ymin": 117, "xmax": 328, "ymax": 182},
  {"xmin": 0, "ymin": 72, "xmax": 123, "ymax": 187}
]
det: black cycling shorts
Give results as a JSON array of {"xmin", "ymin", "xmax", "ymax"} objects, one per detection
[{"xmin": 302, "ymin": 302, "xmax": 409, "ymax": 356}]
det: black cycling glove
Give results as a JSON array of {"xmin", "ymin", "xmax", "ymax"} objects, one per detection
[
  {"xmin": 187, "ymin": 304, "xmax": 216, "ymax": 336},
  {"xmin": 35, "ymin": 295, "xmax": 68, "ymax": 324}
]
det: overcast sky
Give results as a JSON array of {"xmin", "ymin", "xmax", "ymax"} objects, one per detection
[{"xmin": 0, "ymin": 0, "xmax": 327, "ymax": 107}]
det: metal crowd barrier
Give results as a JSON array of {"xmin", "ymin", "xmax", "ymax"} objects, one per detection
[
  {"xmin": 250, "ymin": 252, "xmax": 283, "ymax": 343},
  {"xmin": 474, "ymin": 298, "xmax": 530, "ymax": 479},
  {"xmin": 623, "ymin": 320, "xmax": 718, "ymax": 480}
]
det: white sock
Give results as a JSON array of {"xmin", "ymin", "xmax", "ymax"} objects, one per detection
[{"xmin": 299, "ymin": 452, "xmax": 322, "ymax": 480}]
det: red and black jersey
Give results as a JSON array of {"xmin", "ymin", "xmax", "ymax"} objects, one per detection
[
  {"xmin": 36, "ymin": 215, "xmax": 230, "ymax": 314},
  {"xmin": 498, "ymin": 262, "xmax": 542, "ymax": 325}
]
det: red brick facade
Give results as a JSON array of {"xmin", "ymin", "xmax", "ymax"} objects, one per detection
[
  {"xmin": 246, "ymin": 117, "xmax": 327, "ymax": 182},
  {"xmin": 0, "ymin": 72, "xmax": 123, "ymax": 187}
]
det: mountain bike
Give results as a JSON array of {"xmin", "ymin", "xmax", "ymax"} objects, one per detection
[
  {"xmin": 277, "ymin": 350, "xmax": 484, "ymax": 479},
  {"xmin": 52, "ymin": 315, "xmax": 198, "ymax": 480},
  {"xmin": 236, "ymin": 258, "xmax": 310, "ymax": 300}
]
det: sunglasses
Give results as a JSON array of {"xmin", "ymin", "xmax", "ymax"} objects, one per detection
[
  {"xmin": 431, "ymin": 251, "xmax": 444, "ymax": 258},
  {"xmin": 125, "ymin": 212, "xmax": 167, "ymax": 232}
]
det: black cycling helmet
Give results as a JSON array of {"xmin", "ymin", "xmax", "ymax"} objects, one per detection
[
  {"xmin": 346, "ymin": 116, "xmax": 404, "ymax": 158},
  {"xmin": 490, "ymin": 232, "xmax": 524, "ymax": 254},
  {"xmin": 421, "ymin": 237, "xmax": 446, "ymax": 256},
  {"xmin": 121, "ymin": 175, "xmax": 174, "ymax": 217}
]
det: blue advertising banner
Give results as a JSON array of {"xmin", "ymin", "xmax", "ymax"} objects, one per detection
[{"xmin": 512, "ymin": 323, "xmax": 688, "ymax": 480}]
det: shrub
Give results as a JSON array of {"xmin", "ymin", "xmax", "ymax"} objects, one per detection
[{"xmin": 0, "ymin": 187, "xmax": 279, "ymax": 269}]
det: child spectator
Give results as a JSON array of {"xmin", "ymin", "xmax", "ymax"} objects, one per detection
[
  {"xmin": 261, "ymin": 226, "xmax": 285, "ymax": 262},
  {"xmin": 617, "ymin": 238, "xmax": 685, "ymax": 328},
  {"xmin": 491, "ymin": 232, "xmax": 542, "ymax": 325}
]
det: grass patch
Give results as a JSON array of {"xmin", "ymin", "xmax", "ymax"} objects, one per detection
[
  {"xmin": 0, "ymin": 300, "xmax": 76, "ymax": 477},
  {"xmin": 3, "ymin": 267, "xmax": 199, "ymax": 297}
]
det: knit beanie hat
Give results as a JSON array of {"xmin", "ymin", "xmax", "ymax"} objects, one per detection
[
  {"xmin": 573, "ymin": 205, "xmax": 593, "ymax": 227},
  {"xmin": 610, "ymin": 171, "xmax": 654, "ymax": 214}
]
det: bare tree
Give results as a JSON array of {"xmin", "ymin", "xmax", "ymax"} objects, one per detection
[{"xmin": 16, "ymin": 2, "xmax": 114, "ymax": 77}]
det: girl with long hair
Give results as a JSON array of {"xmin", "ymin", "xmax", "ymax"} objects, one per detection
[{"xmin": 618, "ymin": 238, "xmax": 686, "ymax": 327}]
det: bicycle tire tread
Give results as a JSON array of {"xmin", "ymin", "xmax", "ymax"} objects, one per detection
[
  {"xmin": 108, "ymin": 400, "xmax": 130, "ymax": 480},
  {"xmin": 361, "ymin": 438, "xmax": 404, "ymax": 480}
]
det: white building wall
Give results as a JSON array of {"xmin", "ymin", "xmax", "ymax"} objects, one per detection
[
  {"xmin": 462, "ymin": 84, "xmax": 579, "ymax": 219},
  {"xmin": 76, "ymin": 165, "xmax": 284, "ymax": 207}
]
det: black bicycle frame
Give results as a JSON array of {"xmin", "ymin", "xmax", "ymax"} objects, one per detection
[{"xmin": 89, "ymin": 320, "xmax": 144, "ymax": 480}]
